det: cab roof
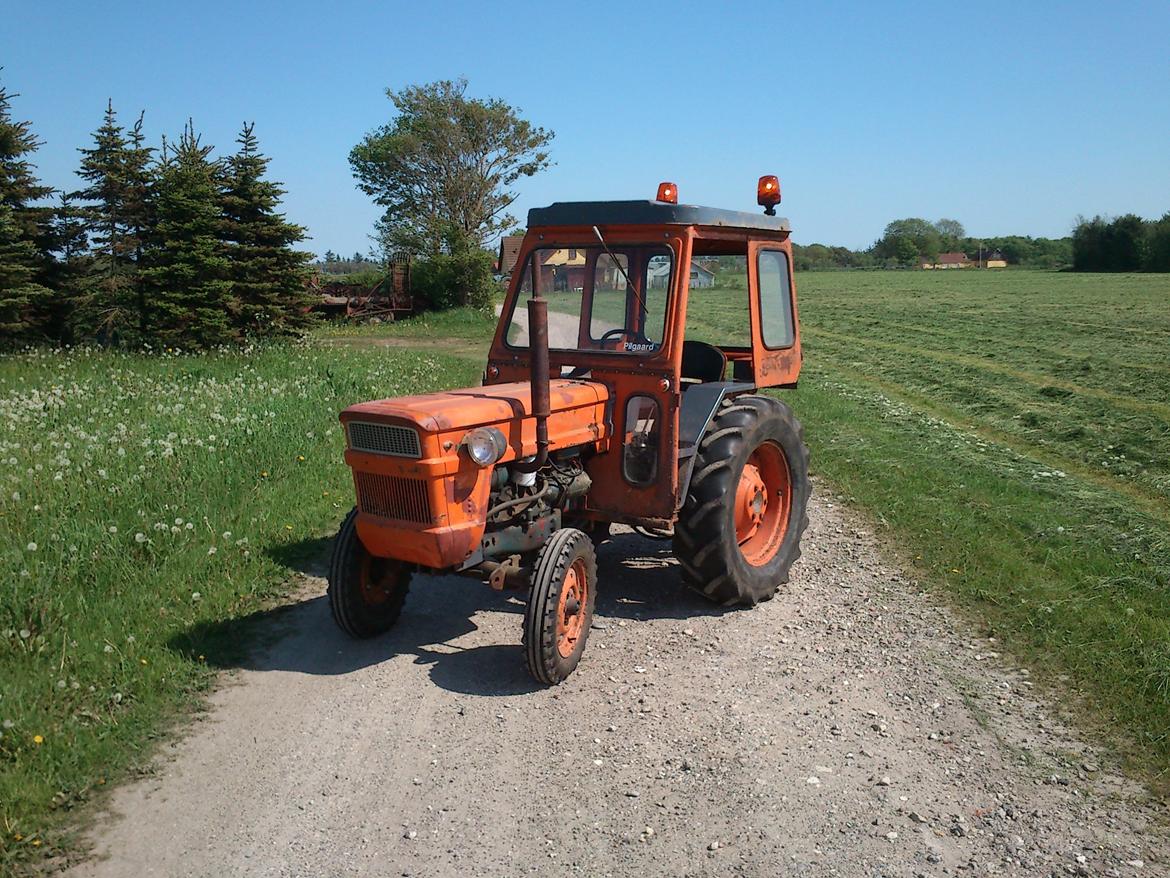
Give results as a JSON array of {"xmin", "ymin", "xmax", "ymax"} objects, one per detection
[{"xmin": 528, "ymin": 200, "xmax": 790, "ymax": 233}]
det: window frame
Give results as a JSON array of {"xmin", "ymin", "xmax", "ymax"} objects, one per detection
[
  {"xmin": 502, "ymin": 241, "xmax": 676, "ymax": 358},
  {"xmin": 755, "ymin": 247, "xmax": 796, "ymax": 351}
]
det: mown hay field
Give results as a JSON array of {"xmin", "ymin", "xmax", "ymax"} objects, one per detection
[{"xmin": 783, "ymin": 270, "xmax": 1170, "ymax": 778}]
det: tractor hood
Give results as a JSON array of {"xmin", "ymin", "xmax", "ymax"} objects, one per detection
[{"xmin": 342, "ymin": 379, "xmax": 609, "ymax": 433}]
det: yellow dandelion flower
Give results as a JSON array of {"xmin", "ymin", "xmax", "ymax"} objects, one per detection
[
  {"xmin": 284, "ymin": 525, "xmax": 293, "ymax": 531},
  {"xmin": 33, "ymin": 734, "xmax": 43, "ymax": 745},
  {"xmin": 297, "ymin": 455, "xmax": 305, "ymax": 462},
  {"xmin": 32, "ymin": 839, "xmax": 42, "ymax": 847},
  {"xmin": 140, "ymin": 658, "xmax": 148, "ymax": 665},
  {"xmin": 14, "ymin": 834, "xmax": 23, "ymax": 841},
  {"xmin": 260, "ymin": 471, "xmax": 269, "ymax": 478},
  {"xmin": 951, "ymin": 568, "xmax": 960, "ymax": 573}
]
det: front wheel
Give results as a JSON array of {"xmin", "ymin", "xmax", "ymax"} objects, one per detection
[
  {"xmin": 673, "ymin": 396, "xmax": 810, "ymax": 606},
  {"xmin": 523, "ymin": 528, "xmax": 598, "ymax": 684},
  {"xmin": 328, "ymin": 508, "xmax": 411, "ymax": 638}
]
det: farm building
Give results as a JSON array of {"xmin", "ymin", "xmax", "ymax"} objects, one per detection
[
  {"xmin": 921, "ymin": 250, "xmax": 1008, "ymax": 269},
  {"xmin": 497, "ymin": 235, "xmax": 524, "ymax": 276},
  {"xmin": 539, "ymin": 248, "xmax": 588, "ymax": 291},
  {"xmin": 647, "ymin": 260, "xmax": 714, "ymax": 289},
  {"xmin": 922, "ymin": 252, "xmax": 973, "ymax": 269},
  {"xmin": 689, "ymin": 262, "xmax": 716, "ymax": 288}
]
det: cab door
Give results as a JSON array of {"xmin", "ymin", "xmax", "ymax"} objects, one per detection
[
  {"xmin": 747, "ymin": 239, "xmax": 802, "ymax": 388},
  {"xmin": 581, "ymin": 241, "xmax": 682, "ymax": 525}
]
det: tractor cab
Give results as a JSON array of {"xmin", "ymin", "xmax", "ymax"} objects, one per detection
[
  {"xmin": 485, "ymin": 179, "xmax": 801, "ymax": 525},
  {"xmin": 330, "ymin": 178, "xmax": 810, "ymax": 685}
]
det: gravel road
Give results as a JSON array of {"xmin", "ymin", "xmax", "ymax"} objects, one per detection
[{"xmin": 70, "ymin": 487, "xmax": 1169, "ymax": 877}]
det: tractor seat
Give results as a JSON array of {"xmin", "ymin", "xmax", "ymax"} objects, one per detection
[{"xmin": 680, "ymin": 340, "xmax": 727, "ymax": 385}]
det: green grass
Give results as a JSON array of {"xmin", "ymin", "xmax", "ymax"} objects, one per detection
[
  {"xmin": 0, "ymin": 341, "xmax": 481, "ymax": 869},
  {"xmin": 782, "ymin": 270, "xmax": 1170, "ymax": 781},
  {"xmin": 316, "ymin": 305, "xmax": 499, "ymax": 342}
]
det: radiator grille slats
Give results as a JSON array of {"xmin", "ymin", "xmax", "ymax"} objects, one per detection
[
  {"xmin": 347, "ymin": 421, "xmax": 421, "ymax": 458},
  {"xmin": 355, "ymin": 472, "xmax": 433, "ymax": 524}
]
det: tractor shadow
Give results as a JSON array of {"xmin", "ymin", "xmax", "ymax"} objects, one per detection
[{"xmin": 170, "ymin": 530, "xmax": 723, "ymax": 698}]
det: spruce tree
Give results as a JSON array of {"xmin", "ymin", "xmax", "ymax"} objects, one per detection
[
  {"xmin": 0, "ymin": 80, "xmax": 54, "ymax": 341},
  {"xmin": 74, "ymin": 101, "xmax": 154, "ymax": 339},
  {"xmin": 220, "ymin": 122, "xmax": 314, "ymax": 336},
  {"xmin": 43, "ymin": 192, "xmax": 92, "ymax": 342},
  {"xmin": 141, "ymin": 123, "xmax": 233, "ymax": 348}
]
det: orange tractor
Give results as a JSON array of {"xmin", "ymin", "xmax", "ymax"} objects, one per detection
[{"xmin": 329, "ymin": 178, "xmax": 810, "ymax": 683}]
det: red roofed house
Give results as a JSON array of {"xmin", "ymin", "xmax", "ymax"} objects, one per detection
[
  {"xmin": 497, "ymin": 235, "xmax": 524, "ymax": 277},
  {"xmin": 921, "ymin": 252, "xmax": 972, "ymax": 270}
]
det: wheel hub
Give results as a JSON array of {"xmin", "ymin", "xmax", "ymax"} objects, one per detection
[
  {"xmin": 359, "ymin": 556, "xmax": 402, "ymax": 605},
  {"xmin": 735, "ymin": 443, "xmax": 793, "ymax": 567},
  {"xmin": 735, "ymin": 462, "xmax": 768, "ymax": 544},
  {"xmin": 556, "ymin": 559, "xmax": 588, "ymax": 658}
]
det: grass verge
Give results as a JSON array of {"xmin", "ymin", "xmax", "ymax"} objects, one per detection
[{"xmin": 0, "ymin": 340, "xmax": 481, "ymax": 870}]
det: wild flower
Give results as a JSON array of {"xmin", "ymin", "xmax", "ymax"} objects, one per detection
[
  {"xmin": 33, "ymin": 734, "xmax": 43, "ymax": 745},
  {"xmin": 135, "ymin": 533, "xmax": 147, "ymax": 543},
  {"xmin": 26, "ymin": 542, "xmax": 37, "ymax": 552},
  {"xmin": 207, "ymin": 546, "xmax": 217, "ymax": 555}
]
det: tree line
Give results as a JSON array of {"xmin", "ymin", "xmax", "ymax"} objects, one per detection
[
  {"xmin": 1071, "ymin": 213, "xmax": 1170, "ymax": 272},
  {"xmin": 0, "ymin": 82, "xmax": 314, "ymax": 348},
  {"xmin": 793, "ymin": 218, "xmax": 1072, "ymax": 271}
]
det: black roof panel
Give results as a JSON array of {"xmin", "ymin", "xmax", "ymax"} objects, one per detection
[{"xmin": 528, "ymin": 200, "xmax": 790, "ymax": 232}]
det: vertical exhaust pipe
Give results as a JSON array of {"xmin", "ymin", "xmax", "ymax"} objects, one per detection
[{"xmin": 514, "ymin": 294, "xmax": 550, "ymax": 473}]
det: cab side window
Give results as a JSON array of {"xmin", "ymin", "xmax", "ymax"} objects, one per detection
[{"xmin": 758, "ymin": 250, "xmax": 794, "ymax": 348}]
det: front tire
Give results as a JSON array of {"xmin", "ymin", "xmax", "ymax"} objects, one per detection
[
  {"xmin": 328, "ymin": 508, "xmax": 411, "ymax": 638},
  {"xmin": 674, "ymin": 396, "xmax": 810, "ymax": 606},
  {"xmin": 523, "ymin": 528, "xmax": 597, "ymax": 684}
]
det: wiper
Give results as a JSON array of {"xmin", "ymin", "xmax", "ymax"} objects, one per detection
[{"xmin": 592, "ymin": 225, "xmax": 649, "ymax": 317}]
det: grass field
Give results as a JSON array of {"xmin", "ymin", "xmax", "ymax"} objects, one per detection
[
  {"xmin": 0, "ymin": 342, "xmax": 481, "ymax": 867},
  {"xmin": 3, "ymin": 269, "xmax": 1169, "ymax": 867}
]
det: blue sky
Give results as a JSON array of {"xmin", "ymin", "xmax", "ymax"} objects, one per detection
[{"xmin": 4, "ymin": 1, "xmax": 1169, "ymax": 256}]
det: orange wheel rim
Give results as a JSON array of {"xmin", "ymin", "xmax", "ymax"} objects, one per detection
[
  {"xmin": 556, "ymin": 559, "xmax": 588, "ymax": 658},
  {"xmin": 359, "ymin": 556, "xmax": 397, "ymax": 605},
  {"xmin": 735, "ymin": 442, "xmax": 792, "ymax": 567}
]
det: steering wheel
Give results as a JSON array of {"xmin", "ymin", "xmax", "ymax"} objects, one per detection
[{"xmin": 599, "ymin": 327, "xmax": 652, "ymax": 345}]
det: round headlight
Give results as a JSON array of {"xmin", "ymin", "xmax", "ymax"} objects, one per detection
[{"xmin": 461, "ymin": 427, "xmax": 507, "ymax": 467}]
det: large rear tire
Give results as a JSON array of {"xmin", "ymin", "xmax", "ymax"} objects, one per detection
[
  {"xmin": 523, "ymin": 528, "xmax": 597, "ymax": 685},
  {"xmin": 328, "ymin": 507, "xmax": 411, "ymax": 638},
  {"xmin": 673, "ymin": 396, "xmax": 810, "ymax": 606}
]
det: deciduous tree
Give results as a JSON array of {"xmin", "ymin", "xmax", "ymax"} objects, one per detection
[{"xmin": 350, "ymin": 78, "xmax": 553, "ymax": 257}]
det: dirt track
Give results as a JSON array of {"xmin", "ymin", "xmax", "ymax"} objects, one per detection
[{"xmin": 70, "ymin": 488, "xmax": 1168, "ymax": 877}]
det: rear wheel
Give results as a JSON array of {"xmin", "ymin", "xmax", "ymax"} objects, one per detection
[
  {"xmin": 523, "ymin": 528, "xmax": 597, "ymax": 684},
  {"xmin": 328, "ymin": 507, "xmax": 411, "ymax": 638},
  {"xmin": 674, "ymin": 396, "xmax": 810, "ymax": 606}
]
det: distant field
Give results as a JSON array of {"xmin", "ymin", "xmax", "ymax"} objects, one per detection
[{"xmin": 786, "ymin": 270, "xmax": 1170, "ymax": 778}]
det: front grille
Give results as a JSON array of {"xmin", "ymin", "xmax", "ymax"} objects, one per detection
[
  {"xmin": 347, "ymin": 421, "xmax": 421, "ymax": 458},
  {"xmin": 354, "ymin": 472, "xmax": 433, "ymax": 524}
]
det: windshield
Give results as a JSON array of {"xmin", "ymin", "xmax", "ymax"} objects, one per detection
[{"xmin": 505, "ymin": 244, "xmax": 672, "ymax": 354}]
